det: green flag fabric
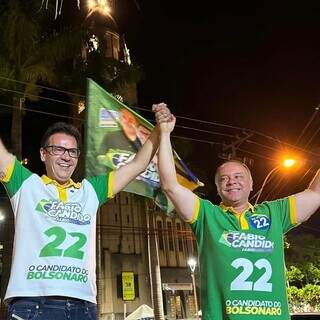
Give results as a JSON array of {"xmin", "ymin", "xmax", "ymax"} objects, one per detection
[{"xmin": 84, "ymin": 79, "xmax": 202, "ymax": 213}]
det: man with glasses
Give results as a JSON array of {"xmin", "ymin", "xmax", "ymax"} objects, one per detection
[{"xmin": 0, "ymin": 103, "xmax": 171, "ymax": 320}]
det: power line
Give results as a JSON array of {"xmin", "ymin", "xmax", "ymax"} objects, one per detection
[
  {"xmin": 1, "ymin": 75, "xmax": 320, "ymax": 158},
  {"xmin": 304, "ymin": 124, "xmax": 320, "ymax": 149},
  {"xmin": 296, "ymin": 106, "xmax": 319, "ymax": 146},
  {"xmin": 1, "ymin": 78, "xmax": 320, "ymax": 160},
  {"xmin": 0, "ymin": 103, "xmax": 224, "ymax": 147},
  {"xmin": 133, "ymin": 105, "xmax": 255, "ymax": 131},
  {"xmin": 0, "ymin": 75, "xmax": 85, "ymax": 97},
  {"xmin": 173, "ymin": 124, "xmax": 236, "ymax": 138},
  {"xmin": 264, "ymin": 165, "xmax": 315, "ymax": 202},
  {"xmin": 0, "ymin": 87, "xmax": 78, "ymax": 107},
  {"xmin": 135, "ymin": 105, "xmax": 320, "ymax": 157},
  {"xmin": 237, "ymin": 147, "xmax": 277, "ymax": 162},
  {"xmin": 147, "ymin": 118, "xmax": 236, "ymax": 139},
  {"xmin": 0, "ymin": 101, "xmax": 318, "ymax": 166},
  {"xmin": 1, "ymin": 83, "xmax": 246, "ymax": 134},
  {"xmin": 0, "ymin": 105, "xmax": 274, "ymax": 169},
  {"xmin": 246, "ymin": 139, "xmax": 281, "ymax": 153},
  {"xmin": 172, "ymin": 135, "xmax": 221, "ymax": 145},
  {"xmin": 0, "ymin": 103, "xmax": 82, "ymax": 121}
]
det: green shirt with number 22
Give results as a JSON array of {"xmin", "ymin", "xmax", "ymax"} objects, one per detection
[{"xmin": 190, "ymin": 196, "xmax": 298, "ymax": 320}]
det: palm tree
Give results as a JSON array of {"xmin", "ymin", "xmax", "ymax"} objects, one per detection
[
  {"xmin": 0, "ymin": 2, "xmax": 83, "ymax": 317},
  {"xmin": 0, "ymin": 3, "xmax": 146, "ymax": 318},
  {"xmin": 0, "ymin": 0, "xmax": 84, "ymax": 159}
]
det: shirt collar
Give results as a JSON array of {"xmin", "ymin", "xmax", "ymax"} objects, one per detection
[
  {"xmin": 41, "ymin": 175, "xmax": 81, "ymax": 189},
  {"xmin": 219, "ymin": 202, "xmax": 255, "ymax": 215}
]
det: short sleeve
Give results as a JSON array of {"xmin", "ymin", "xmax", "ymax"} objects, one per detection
[
  {"xmin": 189, "ymin": 198, "xmax": 215, "ymax": 248},
  {"xmin": 1, "ymin": 159, "xmax": 33, "ymax": 198},
  {"xmin": 86, "ymin": 171, "xmax": 115, "ymax": 206},
  {"xmin": 260, "ymin": 196, "xmax": 298, "ymax": 234}
]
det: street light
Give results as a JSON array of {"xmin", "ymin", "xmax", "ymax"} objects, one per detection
[
  {"xmin": 254, "ymin": 158, "xmax": 297, "ymax": 205},
  {"xmin": 0, "ymin": 210, "xmax": 5, "ymax": 222},
  {"xmin": 188, "ymin": 257, "xmax": 199, "ymax": 320}
]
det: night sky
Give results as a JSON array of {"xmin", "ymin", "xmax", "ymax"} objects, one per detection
[
  {"xmin": 122, "ymin": 2, "xmax": 320, "ymax": 126},
  {"xmin": 1, "ymin": 0, "xmax": 320, "ymax": 231},
  {"xmin": 117, "ymin": 4, "xmax": 320, "ymax": 162},
  {"xmin": 116, "ymin": 1, "xmax": 320, "ymax": 231}
]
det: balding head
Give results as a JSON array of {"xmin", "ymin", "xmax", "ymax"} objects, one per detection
[{"xmin": 215, "ymin": 160, "xmax": 253, "ymax": 208}]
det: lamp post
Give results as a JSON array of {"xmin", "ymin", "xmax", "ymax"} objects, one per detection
[
  {"xmin": 188, "ymin": 257, "xmax": 199, "ymax": 320},
  {"xmin": 254, "ymin": 158, "xmax": 296, "ymax": 205}
]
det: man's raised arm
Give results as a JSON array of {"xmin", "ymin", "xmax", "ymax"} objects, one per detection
[
  {"xmin": 157, "ymin": 109, "xmax": 198, "ymax": 222},
  {"xmin": 0, "ymin": 137, "xmax": 15, "ymax": 180},
  {"xmin": 112, "ymin": 103, "xmax": 171, "ymax": 196},
  {"xmin": 294, "ymin": 169, "xmax": 320, "ymax": 223}
]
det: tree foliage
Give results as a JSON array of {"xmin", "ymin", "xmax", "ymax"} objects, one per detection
[
  {"xmin": 0, "ymin": 0, "xmax": 84, "ymax": 157},
  {"xmin": 285, "ymin": 232, "xmax": 320, "ymax": 312}
]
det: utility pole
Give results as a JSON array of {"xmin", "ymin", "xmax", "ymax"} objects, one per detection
[{"xmin": 218, "ymin": 131, "xmax": 254, "ymax": 166}]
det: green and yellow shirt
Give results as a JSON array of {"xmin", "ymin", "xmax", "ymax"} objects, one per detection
[{"xmin": 190, "ymin": 196, "xmax": 298, "ymax": 319}]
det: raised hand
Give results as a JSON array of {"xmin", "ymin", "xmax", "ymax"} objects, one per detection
[{"xmin": 152, "ymin": 102, "xmax": 176, "ymax": 133}]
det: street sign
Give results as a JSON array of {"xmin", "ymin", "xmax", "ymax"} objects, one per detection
[{"xmin": 122, "ymin": 271, "xmax": 135, "ymax": 301}]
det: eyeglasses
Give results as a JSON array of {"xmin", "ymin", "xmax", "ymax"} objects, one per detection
[{"xmin": 43, "ymin": 145, "xmax": 80, "ymax": 158}]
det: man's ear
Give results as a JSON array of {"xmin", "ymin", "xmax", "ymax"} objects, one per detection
[{"xmin": 40, "ymin": 148, "xmax": 46, "ymax": 162}]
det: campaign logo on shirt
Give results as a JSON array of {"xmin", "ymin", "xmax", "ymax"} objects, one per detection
[
  {"xmin": 249, "ymin": 214, "xmax": 270, "ymax": 230},
  {"xmin": 35, "ymin": 199, "xmax": 91, "ymax": 225},
  {"xmin": 219, "ymin": 231, "xmax": 274, "ymax": 252}
]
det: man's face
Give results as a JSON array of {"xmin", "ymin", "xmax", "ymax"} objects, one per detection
[
  {"xmin": 216, "ymin": 162, "xmax": 253, "ymax": 207},
  {"xmin": 40, "ymin": 133, "xmax": 79, "ymax": 184},
  {"xmin": 121, "ymin": 109, "xmax": 138, "ymax": 141}
]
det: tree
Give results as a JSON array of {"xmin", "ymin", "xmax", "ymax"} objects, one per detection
[
  {"xmin": 0, "ymin": 2, "xmax": 83, "ymax": 317},
  {"xmin": 286, "ymin": 265, "xmax": 304, "ymax": 287},
  {"xmin": 0, "ymin": 0, "xmax": 83, "ymax": 159},
  {"xmin": 285, "ymin": 232, "xmax": 320, "ymax": 313}
]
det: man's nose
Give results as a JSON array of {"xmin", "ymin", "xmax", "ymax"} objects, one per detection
[
  {"xmin": 61, "ymin": 150, "xmax": 71, "ymax": 160},
  {"xmin": 227, "ymin": 177, "xmax": 236, "ymax": 185}
]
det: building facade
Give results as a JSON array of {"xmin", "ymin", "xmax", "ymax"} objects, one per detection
[{"xmin": 98, "ymin": 192, "xmax": 199, "ymax": 320}]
